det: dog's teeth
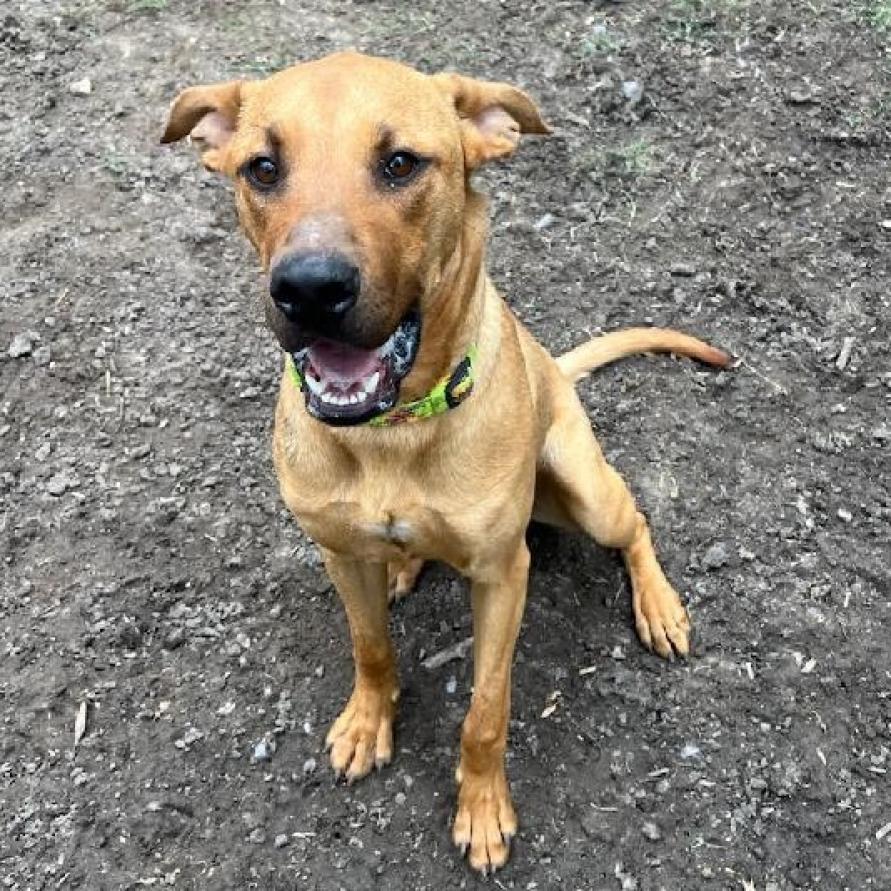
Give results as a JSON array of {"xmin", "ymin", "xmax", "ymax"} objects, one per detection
[
  {"xmin": 365, "ymin": 371, "xmax": 380, "ymax": 394},
  {"xmin": 304, "ymin": 374, "xmax": 324, "ymax": 396}
]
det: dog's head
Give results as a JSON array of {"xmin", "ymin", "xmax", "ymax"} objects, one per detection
[{"xmin": 161, "ymin": 52, "xmax": 548, "ymax": 425}]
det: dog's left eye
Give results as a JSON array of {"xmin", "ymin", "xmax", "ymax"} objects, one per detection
[
  {"xmin": 383, "ymin": 151, "xmax": 419, "ymax": 182},
  {"xmin": 247, "ymin": 156, "xmax": 280, "ymax": 188}
]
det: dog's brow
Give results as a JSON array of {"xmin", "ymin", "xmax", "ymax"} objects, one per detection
[
  {"xmin": 375, "ymin": 124, "xmax": 397, "ymax": 153},
  {"xmin": 265, "ymin": 124, "xmax": 283, "ymax": 154}
]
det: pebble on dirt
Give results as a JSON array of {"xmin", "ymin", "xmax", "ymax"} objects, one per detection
[
  {"xmin": 8, "ymin": 332, "xmax": 35, "ymax": 358},
  {"xmin": 701, "ymin": 541, "xmax": 730, "ymax": 570},
  {"xmin": 68, "ymin": 76, "xmax": 92, "ymax": 95}
]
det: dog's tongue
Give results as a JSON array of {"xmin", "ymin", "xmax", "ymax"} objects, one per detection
[{"xmin": 307, "ymin": 339, "xmax": 381, "ymax": 385}]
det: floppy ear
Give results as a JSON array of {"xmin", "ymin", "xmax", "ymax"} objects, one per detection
[
  {"xmin": 432, "ymin": 72, "xmax": 551, "ymax": 170},
  {"xmin": 160, "ymin": 80, "xmax": 245, "ymax": 172}
]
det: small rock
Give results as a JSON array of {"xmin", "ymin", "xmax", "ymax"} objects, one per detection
[
  {"xmin": 248, "ymin": 828, "xmax": 266, "ymax": 845},
  {"xmin": 614, "ymin": 862, "xmax": 638, "ymax": 890},
  {"xmin": 274, "ymin": 833, "xmax": 289, "ymax": 848},
  {"xmin": 252, "ymin": 735, "xmax": 276, "ymax": 762},
  {"xmin": 787, "ymin": 88, "xmax": 815, "ymax": 105},
  {"xmin": 680, "ymin": 743, "xmax": 701, "ymax": 760},
  {"xmin": 641, "ymin": 820, "xmax": 662, "ymax": 841},
  {"xmin": 835, "ymin": 336, "xmax": 855, "ymax": 371},
  {"xmin": 45, "ymin": 473, "xmax": 70, "ymax": 497},
  {"xmin": 701, "ymin": 542, "xmax": 729, "ymax": 571},
  {"xmin": 69, "ymin": 77, "xmax": 92, "ymax": 96},
  {"xmin": 580, "ymin": 809, "xmax": 611, "ymax": 841},
  {"xmin": 621, "ymin": 79, "xmax": 643, "ymax": 105},
  {"xmin": 162, "ymin": 628, "xmax": 186, "ymax": 650},
  {"xmin": 314, "ymin": 664, "xmax": 325, "ymax": 678},
  {"xmin": 837, "ymin": 508, "xmax": 852, "ymax": 523},
  {"xmin": 242, "ymin": 812, "xmax": 262, "ymax": 830},
  {"xmin": 8, "ymin": 332, "xmax": 34, "ymax": 358},
  {"xmin": 394, "ymin": 791, "xmax": 406, "ymax": 806},
  {"xmin": 445, "ymin": 675, "xmax": 457, "ymax": 695},
  {"xmin": 35, "ymin": 442, "xmax": 51, "ymax": 462},
  {"xmin": 302, "ymin": 757, "xmax": 317, "ymax": 775},
  {"xmin": 33, "ymin": 346, "xmax": 52, "ymax": 366},
  {"xmin": 175, "ymin": 727, "xmax": 204, "ymax": 750},
  {"xmin": 669, "ymin": 261, "xmax": 696, "ymax": 277},
  {"xmin": 534, "ymin": 212, "xmax": 556, "ymax": 231}
]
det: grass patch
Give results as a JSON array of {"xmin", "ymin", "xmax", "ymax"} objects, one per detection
[
  {"xmin": 589, "ymin": 139, "xmax": 653, "ymax": 179},
  {"xmin": 581, "ymin": 22, "xmax": 622, "ymax": 56},
  {"xmin": 872, "ymin": 1, "xmax": 891, "ymax": 29},
  {"xmin": 102, "ymin": 154, "xmax": 131, "ymax": 176},
  {"xmin": 129, "ymin": 0, "xmax": 168, "ymax": 11},
  {"xmin": 608, "ymin": 140, "xmax": 652, "ymax": 177},
  {"xmin": 237, "ymin": 53, "xmax": 298, "ymax": 76},
  {"xmin": 663, "ymin": 0, "xmax": 748, "ymax": 42}
]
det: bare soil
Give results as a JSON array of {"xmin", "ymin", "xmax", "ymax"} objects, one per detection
[{"xmin": 2, "ymin": 1, "xmax": 889, "ymax": 889}]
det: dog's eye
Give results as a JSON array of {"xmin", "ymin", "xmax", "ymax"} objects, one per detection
[
  {"xmin": 247, "ymin": 156, "xmax": 280, "ymax": 188},
  {"xmin": 383, "ymin": 151, "xmax": 419, "ymax": 182}
]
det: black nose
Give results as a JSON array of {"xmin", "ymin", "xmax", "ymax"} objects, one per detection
[{"xmin": 269, "ymin": 253, "xmax": 360, "ymax": 328}]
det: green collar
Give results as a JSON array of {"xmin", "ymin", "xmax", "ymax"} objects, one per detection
[{"xmin": 286, "ymin": 345, "xmax": 478, "ymax": 427}]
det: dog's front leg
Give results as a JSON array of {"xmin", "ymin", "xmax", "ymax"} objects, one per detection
[
  {"xmin": 453, "ymin": 540, "xmax": 529, "ymax": 873},
  {"xmin": 322, "ymin": 552, "xmax": 398, "ymax": 782}
]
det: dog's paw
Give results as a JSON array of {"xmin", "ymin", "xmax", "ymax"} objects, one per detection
[
  {"xmin": 633, "ymin": 578, "xmax": 691, "ymax": 659},
  {"xmin": 452, "ymin": 765, "xmax": 517, "ymax": 874},
  {"xmin": 325, "ymin": 683, "xmax": 399, "ymax": 782},
  {"xmin": 387, "ymin": 557, "xmax": 424, "ymax": 603}
]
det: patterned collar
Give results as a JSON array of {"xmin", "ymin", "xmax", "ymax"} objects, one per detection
[{"xmin": 286, "ymin": 346, "xmax": 478, "ymax": 427}]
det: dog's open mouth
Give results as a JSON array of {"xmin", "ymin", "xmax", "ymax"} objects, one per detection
[{"xmin": 291, "ymin": 309, "xmax": 421, "ymax": 425}]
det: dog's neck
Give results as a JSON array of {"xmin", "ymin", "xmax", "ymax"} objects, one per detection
[{"xmin": 396, "ymin": 192, "xmax": 493, "ymax": 403}]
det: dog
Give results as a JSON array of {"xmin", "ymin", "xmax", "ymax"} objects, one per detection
[{"xmin": 161, "ymin": 51, "xmax": 728, "ymax": 873}]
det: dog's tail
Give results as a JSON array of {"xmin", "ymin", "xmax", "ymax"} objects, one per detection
[{"xmin": 556, "ymin": 327, "xmax": 731, "ymax": 383}]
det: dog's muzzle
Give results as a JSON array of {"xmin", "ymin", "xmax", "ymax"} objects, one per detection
[{"xmin": 290, "ymin": 308, "xmax": 421, "ymax": 426}]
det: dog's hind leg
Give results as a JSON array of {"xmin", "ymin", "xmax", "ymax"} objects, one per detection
[
  {"xmin": 535, "ymin": 393, "xmax": 691, "ymax": 659},
  {"xmin": 388, "ymin": 556, "xmax": 424, "ymax": 602},
  {"xmin": 322, "ymin": 552, "xmax": 400, "ymax": 780}
]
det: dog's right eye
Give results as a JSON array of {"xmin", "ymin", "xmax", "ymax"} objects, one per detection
[{"xmin": 246, "ymin": 156, "xmax": 280, "ymax": 188}]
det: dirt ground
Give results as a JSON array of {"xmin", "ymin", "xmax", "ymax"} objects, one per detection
[{"xmin": 2, "ymin": 0, "xmax": 889, "ymax": 888}]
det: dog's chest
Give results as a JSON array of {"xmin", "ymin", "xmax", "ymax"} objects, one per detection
[
  {"xmin": 276, "ymin": 451, "xmax": 457, "ymax": 563},
  {"xmin": 364, "ymin": 516, "xmax": 415, "ymax": 546},
  {"xmin": 292, "ymin": 493, "xmax": 451, "ymax": 564}
]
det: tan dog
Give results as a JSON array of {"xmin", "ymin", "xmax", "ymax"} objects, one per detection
[{"xmin": 161, "ymin": 52, "xmax": 728, "ymax": 873}]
